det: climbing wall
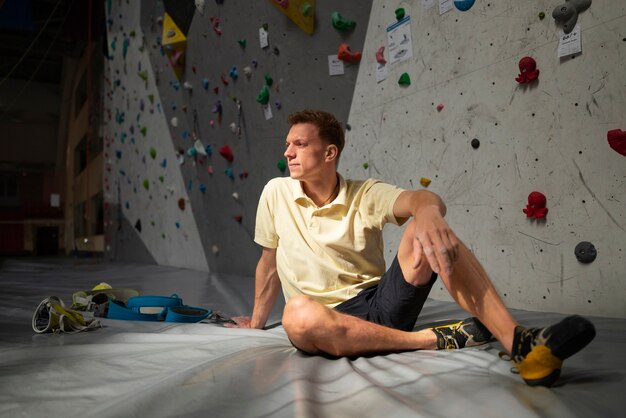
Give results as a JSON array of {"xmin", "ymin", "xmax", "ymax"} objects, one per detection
[
  {"xmin": 103, "ymin": 0, "xmax": 372, "ymax": 274},
  {"xmin": 344, "ymin": 0, "xmax": 626, "ymax": 317}
]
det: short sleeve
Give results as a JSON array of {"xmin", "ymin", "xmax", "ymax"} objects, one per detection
[
  {"xmin": 254, "ymin": 181, "xmax": 279, "ymax": 248},
  {"xmin": 362, "ymin": 180, "xmax": 407, "ymax": 229}
]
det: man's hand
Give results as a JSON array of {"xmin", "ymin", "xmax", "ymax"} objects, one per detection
[
  {"xmin": 412, "ymin": 205, "xmax": 460, "ymax": 276},
  {"xmin": 224, "ymin": 316, "xmax": 253, "ymax": 328}
]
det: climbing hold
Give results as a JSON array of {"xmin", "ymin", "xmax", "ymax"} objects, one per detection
[
  {"xmin": 274, "ymin": 0, "xmax": 288, "ymax": 9},
  {"xmin": 331, "ymin": 12, "xmax": 356, "ymax": 31},
  {"xmin": 178, "ymin": 198, "xmax": 186, "ymax": 210},
  {"xmin": 362, "ymin": 162, "xmax": 369, "ymax": 169},
  {"xmin": 194, "ymin": 140, "xmax": 207, "ymax": 156},
  {"xmin": 159, "ymin": 176, "xmax": 164, "ymax": 183},
  {"xmin": 211, "ymin": 100, "xmax": 222, "ymax": 114},
  {"xmin": 420, "ymin": 177, "xmax": 431, "ymax": 187},
  {"xmin": 221, "ymin": 73, "xmax": 229, "ymax": 85},
  {"xmin": 213, "ymin": 86, "xmax": 219, "ymax": 94},
  {"xmin": 523, "ymin": 191, "xmax": 548, "ymax": 219},
  {"xmin": 238, "ymin": 39, "xmax": 246, "ymax": 48},
  {"xmin": 436, "ymin": 104, "xmax": 444, "ymax": 112},
  {"xmin": 134, "ymin": 219, "xmax": 142, "ymax": 232},
  {"xmin": 454, "ymin": 0, "xmax": 476, "ymax": 12},
  {"xmin": 138, "ymin": 70, "xmax": 148, "ymax": 81},
  {"xmin": 251, "ymin": 59, "xmax": 258, "ymax": 68},
  {"xmin": 183, "ymin": 81, "xmax": 193, "ymax": 90},
  {"xmin": 175, "ymin": 222, "xmax": 180, "ymax": 229},
  {"xmin": 148, "ymin": 94, "xmax": 154, "ymax": 104},
  {"xmin": 256, "ymin": 85, "xmax": 270, "ymax": 105},
  {"xmin": 398, "ymin": 72, "xmax": 411, "ymax": 86},
  {"xmin": 337, "ymin": 43, "xmax": 362, "ymax": 63},
  {"xmin": 161, "ymin": 159, "xmax": 167, "ymax": 168},
  {"xmin": 471, "ymin": 138, "xmax": 480, "ymax": 149},
  {"xmin": 515, "ymin": 56, "xmax": 540, "ymax": 84},
  {"xmin": 187, "ymin": 180, "xmax": 193, "ymax": 191},
  {"xmin": 208, "ymin": 165, "xmax": 214, "ymax": 174},
  {"xmin": 607, "ymin": 129, "xmax": 626, "ymax": 156},
  {"xmin": 552, "ymin": 0, "xmax": 591, "ymax": 34},
  {"xmin": 202, "ymin": 78, "xmax": 209, "ymax": 89},
  {"xmin": 232, "ymin": 192, "xmax": 240, "ymax": 201},
  {"xmin": 210, "ymin": 16, "xmax": 222, "ymax": 35},
  {"xmin": 209, "ymin": 120, "xmax": 215, "ymax": 127},
  {"xmin": 275, "ymin": 100, "xmax": 282, "ymax": 110},
  {"xmin": 205, "ymin": 144, "xmax": 212, "ymax": 156},
  {"xmin": 150, "ymin": 148, "xmax": 157, "ymax": 159},
  {"xmin": 219, "ymin": 144, "xmax": 234, "ymax": 162},
  {"xmin": 376, "ymin": 46, "xmax": 386, "ymax": 64},
  {"xmin": 143, "ymin": 179, "xmax": 150, "ymax": 191},
  {"xmin": 264, "ymin": 74, "xmax": 273, "ymax": 86},
  {"xmin": 277, "ymin": 159, "xmax": 287, "ymax": 173},
  {"xmin": 539, "ymin": 11, "xmax": 546, "ymax": 20},
  {"xmin": 115, "ymin": 150, "xmax": 122, "ymax": 159},
  {"xmin": 199, "ymin": 183, "xmax": 206, "ymax": 194},
  {"xmin": 140, "ymin": 126, "xmax": 147, "ymax": 136},
  {"xmin": 192, "ymin": 65, "xmax": 197, "ymax": 74},
  {"xmin": 243, "ymin": 66, "xmax": 252, "ymax": 78},
  {"xmin": 301, "ymin": 2, "xmax": 312, "ymax": 16},
  {"xmin": 211, "ymin": 245, "xmax": 219, "ymax": 255},
  {"xmin": 233, "ymin": 214, "xmax": 243, "ymax": 223},
  {"xmin": 171, "ymin": 116, "xmax": 178, "ymax": 127},
  {"xmin": 395, "ymin": 8, "xmax": 405, "ymax": 20},
  {"xmin": 229, "ymin": 122, "xmax": 237, "ymax": 133},
  {"xmin": 229, "ymin": 66, "xmax": 238, "ymax": 80},
  {"xmin": 187, "ymin": 147, "xmax": 198, "ymax": 158},
  {"xmin": 574, "ymin": 241, "xmax": 597, "ymax": 263},
  {"xmin": 225, "ymin": 167, "xmax": 235, "ymax": 180},
  {"xmin": 239, "ymin": 170, "xmax": 249, "ymax": 179}
]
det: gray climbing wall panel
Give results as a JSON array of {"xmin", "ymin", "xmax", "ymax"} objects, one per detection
[
  {"xmin": 103, "ymin": 1, "xmax": 372, "ymax": 275},
  {"xmin": 343, "ymin": 1, "xmax": 626, "ymax": 317}
]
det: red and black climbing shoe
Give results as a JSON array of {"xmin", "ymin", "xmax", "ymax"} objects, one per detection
[
  {"xmin": 511, "ymin": 315, "xmax": 596, "ymax": 387},
  {"xmin": 431, "ymin": 317, "xmax": 493, "ymax": 350}
]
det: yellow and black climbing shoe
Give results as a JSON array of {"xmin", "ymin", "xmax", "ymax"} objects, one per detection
[
  {"xmin": 511, "ymin": 315, "xmax": 596, "ymax": 387},
  {"xmin": 431, "ymin": 317, "xmax": 493, "ymax": 350}
]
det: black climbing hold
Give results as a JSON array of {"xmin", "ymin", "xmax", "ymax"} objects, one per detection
[
  {"xmin": 346, "ymin": 123, "xmax": 351, "ymax": 131},
  {"xmin": 574, "ymin": 241, "xmax": 597, "ymax": 263},
  {"xmin": 134, "ymin": 219, "xmax": 142, "ymax": 232},
  {"xmin": 471, "ymin": 138, "xmax": 480, "ymax": 149}
]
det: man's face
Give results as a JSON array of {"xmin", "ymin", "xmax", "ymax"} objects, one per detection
[{"xmin": 284, "ymin": 123, "xmax": 329, "ymax": 181}]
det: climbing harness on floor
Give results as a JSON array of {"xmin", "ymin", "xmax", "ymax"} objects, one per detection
[
  {"xmin": 107, "ymin": 294, "xmax": 212, "ymax": 323},
  {"xmin": 32, "ymin": 296, "xmax": 101, "ymax": 334}
]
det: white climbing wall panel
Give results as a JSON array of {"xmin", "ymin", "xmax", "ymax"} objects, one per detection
[
  {"xmin": 103, "ymin": 1, "xmax": 209, "ymax": 272},
  {"xmin": 344, "ymin": 0, "xmax": 626, "ymax": 317}
]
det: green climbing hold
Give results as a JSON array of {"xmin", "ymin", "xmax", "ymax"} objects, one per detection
[
  {"xmin": 331, "ymin": 12, "xmax": 356, "ymax": 31},
  {"xmin": 363, "ymin": 162, "xmax": 369, "ymax": 169},
  {"xmin": 148, "ymin": 94, "xmax": 154, "ymax": 104},
  {"xmin": 262, "ymin": 23, "xmax": 269, "ymax": 31},
  {"xmin": 398, "ymin": 72, "xmax": 411, "ymax": 86},
  {"xmin": 138, "ymin": 70, "xmax": 148, "ymax": 81},
  {"xmin": 140, "ymin": 126, "xmax": 147, "ymax": 136},
  {"xmin": 538, "ymin": 11, "xmax": 545, "ymax": 20},
  {"xmin": 129, "ymin": 30, "xmax": 136, "ymax": 37},
  {"xmin": 150, "ymin": 147, "xmax": 156, "ymax": 159},
  {"xmin": 301, "ymin": 2, "xmax": 312, "ymax": 16},
  {"xmin": 264, "ymin": 74, "xmax": 273, "ymax": 86},
  {"xmin": 238, "ymin": 39, "xmax": 246, "ymax": 48},
  {"xmin": 143, "ymin": 179, "xmax": 149, "ymax": 190},
  {"xmin": 277, "ymin": 159, "xmax": 287, "ymax": 173},
  {"xmin": 161, "ymin": 233, "xmax": 166, "ymax": 239},
  {"xmin": 159, "ymin": 175, "xmax": 164, "ymax": 183},
  {"xmin": 395, "ymin": 8, "xmax": 405, "ymax": 20},
  {"xmin": 256, "ymin": 85, "xmax": 270, "ymax": 105}
]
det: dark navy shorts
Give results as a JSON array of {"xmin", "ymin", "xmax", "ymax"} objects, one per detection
[{"xmin": 334, "ymin": 256, "xmax": 437, "ymax": 332}]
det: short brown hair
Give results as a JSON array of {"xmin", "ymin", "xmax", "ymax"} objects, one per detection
[{"xmin": 288, "ymin": 109, "xmax": 345, "ymax": 156}]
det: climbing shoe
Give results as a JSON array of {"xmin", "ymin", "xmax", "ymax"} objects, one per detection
[
  {"xmin": 431, "ymin": 317, "xmax": 492, "ymax": 350},
  {"xmin": 511, "ymin": 315, "xmax": 596, "ymax": 387}
]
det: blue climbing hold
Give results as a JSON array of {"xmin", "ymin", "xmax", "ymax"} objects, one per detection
[{"xmin": 454, "ymin": 0, "xmax": 475, "ymax": 11}]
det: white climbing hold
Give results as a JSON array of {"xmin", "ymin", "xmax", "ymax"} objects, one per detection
[{"xmin": 171, "ymin": 116, "xmax": 178, "ymax": 127}]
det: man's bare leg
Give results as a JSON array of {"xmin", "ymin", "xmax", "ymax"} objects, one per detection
[
  {"xmin": 282, "ymin": 296, "xmax": 438, "ymax": 356},
  {"xmin": 397, "ymin": 220, "xmax": 517, "ymax": 352}
]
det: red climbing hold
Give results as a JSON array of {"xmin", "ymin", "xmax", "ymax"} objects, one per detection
[
  {"xmin": 219, "ymin": 144, "xmax": 234, "ymax": 162},
  {"xmin": 178, "ymin": 198, "xmax": 186, "ymax": 210},
  {"xmin": 234, "ymin": 214, "xmax": 243, "ymax": 223},
  {"xmin": 607, "ymin": 129, "xmax": 626, "ymax": 156},
  {"xmin": 515, "ymin": 56, "xmax": 540, "ymax": 84},
  {"xmin": 337, "ymin": 43, "xmax": 362, "ymax": 63},
  {"xmin": 523, "ymin": 191, "xmax": 548, "ymax": 219},
  {"xmin": 436, "ymin": 103, "xmax": 444, "ymax": 112}
]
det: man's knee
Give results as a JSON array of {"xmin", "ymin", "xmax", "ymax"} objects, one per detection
[{"xmin": 282, "ymin": 295, "xmax": 330, "ymax": 352}]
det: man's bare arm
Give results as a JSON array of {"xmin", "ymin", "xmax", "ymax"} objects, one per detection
[{"xmin": 229, "ymin": 247, "xmax": 281, "ymax": 329}]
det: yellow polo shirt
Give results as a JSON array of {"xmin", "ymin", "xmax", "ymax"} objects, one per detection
[{"xmin": 254, "ymin": 174, "xmax": 406, "ymax": 307}]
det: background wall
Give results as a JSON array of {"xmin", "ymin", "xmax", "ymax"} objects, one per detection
[
  {"xmin": 343, "ymin": 0, "xmax": 626, "ymax": 317},
  {"xmin": 103, "ymin": 1, "xmax": 372, "ymax": 273}
]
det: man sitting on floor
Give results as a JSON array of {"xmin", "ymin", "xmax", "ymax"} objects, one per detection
[{"xmin": 229, "ymin": 109, "xmax": 596, "ymax": 387}]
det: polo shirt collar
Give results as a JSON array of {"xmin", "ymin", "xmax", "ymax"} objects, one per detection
[{"xmin": 292, "ymin": 173, "xmax": 348, "ymax": 208}]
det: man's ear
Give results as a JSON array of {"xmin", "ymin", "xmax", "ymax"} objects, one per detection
[{"xmin": 325, "ymin": 144, "xmax": 338, "ymax": 162}]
